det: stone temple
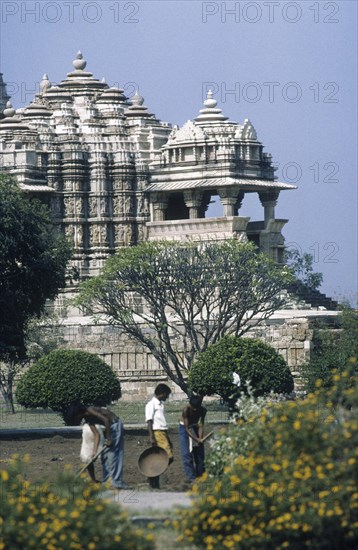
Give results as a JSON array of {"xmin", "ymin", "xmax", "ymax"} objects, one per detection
[
  {"xmin": 0, "ymin": 52, "xmax": 296, "ymax": 273},
  {"xmin": 0, "ymin": 52, "xmax": 338, "ymax": 398}
]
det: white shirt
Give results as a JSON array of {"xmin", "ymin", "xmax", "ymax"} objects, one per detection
[{"xmin": 145, "ymin": 396, "xmax": 168, "ymax": 430}]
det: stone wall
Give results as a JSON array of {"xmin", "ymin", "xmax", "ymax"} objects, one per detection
[{"xmin": 59, "ymin": 310, "xmax": 338, "ymax": 401}]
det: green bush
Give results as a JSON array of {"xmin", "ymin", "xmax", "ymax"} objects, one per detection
[
  {"xmin": 178, "ymin": 372, "xmax": 358, "ymax": 549},
  {"xmin": 189, "ymin": 337, "xmax": 294, "ymax": 405},
  {"xmin": 302, "ymin": 306, "xmax": 358, "ymax": 392},
  {"xmin": 16, "ymin": 350, "xmax": 121, "ymax": 420},
  {"xmin": 0, "ymin": 456, "xmax": 154, "ymax": 550}
]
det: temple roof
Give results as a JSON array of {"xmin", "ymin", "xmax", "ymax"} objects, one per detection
[{"xmin": 147, "ymin": 178, "xmax": 297, "ymax": 192}]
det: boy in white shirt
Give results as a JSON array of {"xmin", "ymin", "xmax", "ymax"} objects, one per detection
[{"xmin": 145, "ymin": 383, "xmax": 173, "ymax": 488}]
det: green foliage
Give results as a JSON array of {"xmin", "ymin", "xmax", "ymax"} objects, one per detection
[
  {"xmin": 285, "ymin": 248, "xmax": 323, "ymax": 290},
  {"xmin": 77, "ymin": 240, "xmax": 292, "ymax": 394},
  {"xmin": 16, "ymin": 349, "xmax": 121, "ymax": 419},
  {"xmin": 178, "ymin": 372, "xmax": 358, "ymax": 549},
  {"xmin": 0, "ymin": 456, "xmax": 154, "ymax": 549},
  {"xmin": 302, "ymin": 306, "xmax": 358, "ymax": 392},
  {"xmin": 24, "ymin": 311, "xmax": 65, "ymax": 362},
  {"xmin": 188, "ymin": 337, "xmax": 294, "ymax": 405},
  {"xmin": 0, "ymin": 174, "xmax": 72, "ymax": 362}
]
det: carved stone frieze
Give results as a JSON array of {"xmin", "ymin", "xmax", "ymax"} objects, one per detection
[{"xmin": 89, "ymin": 224, "xmax": 107, "ymax": 245}]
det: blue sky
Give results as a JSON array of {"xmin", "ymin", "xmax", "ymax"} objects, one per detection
[{"xmin": 1, "ymin": 0, "xmax": 357, "ymax": 302}]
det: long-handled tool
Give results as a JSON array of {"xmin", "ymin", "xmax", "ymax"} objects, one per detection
[
  {"xmin": 77, "ymin": 446, "xmax": 106, "ymax": 477},
  {"xmin": 201, "ymin": 430, "xmax": 214, "ymax": 442}
]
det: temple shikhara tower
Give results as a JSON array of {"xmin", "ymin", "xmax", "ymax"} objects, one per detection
[{"xmin": 0, "ymin": 52, "xmax": 296, "ymax": 280}]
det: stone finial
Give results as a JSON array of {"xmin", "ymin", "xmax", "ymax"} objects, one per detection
[
  {"xmin": 125, "ymin": 90, "xmax": 154, "ymax": 118},
  {"xmin": 73, "ymin": 51, "xmax": 87, "ymax": 71},
  {"xmin": 195, "ymin": 89, "xmax": 228, "ymax": 123},
  {"xmin": 40, "ymin": 74, "xmax": 52, "ymax": 94},
  {"xmin": 131, "ymin": 90, "xmax": 144, "ymax": 106},
  {"xmin": 203, "ymin": 89, "xmax": 217, "ymax": 109},
  {"xmin": 3, "ymin": 100, "xmax": 16, "ymax": 117}
]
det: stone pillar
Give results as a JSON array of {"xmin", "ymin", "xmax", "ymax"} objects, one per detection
[
  {"xmin": 235, "ymin": 191, "xmax": 245, "ymax": 215},
  {"xmin": 183, "ymin": 190, "xmax": 203, "ymax": 219},
  {"xmin": 259, "ymin": 191, "xmax": 280, "ymax": 227},
  {"xmin": 219, "ymin": 188, "xmax": 244, "ymax": 217},
  {"xmin": 150, "ymin": 193, "xmax": 168, "ymax": 221}
]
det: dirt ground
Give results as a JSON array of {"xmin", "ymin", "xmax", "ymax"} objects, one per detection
[{"xmin": 0, "ymin": 427, "xmax": 214, "ymax": 491}]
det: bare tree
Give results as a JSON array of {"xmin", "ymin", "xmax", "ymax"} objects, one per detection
[{"xmin": 77, "ymin": 240, "xmax": 292, "ymax": 394}]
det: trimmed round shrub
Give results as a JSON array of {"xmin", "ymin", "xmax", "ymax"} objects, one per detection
[
  {"xmin": 16, "ymin": 349, "xmax": 121, "ymax": 419},
  {"xmin": 188, "ymin": 336, "xmax": 294, "ymax": 403}
]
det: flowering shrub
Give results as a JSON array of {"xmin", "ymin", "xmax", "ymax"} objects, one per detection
[
  {"xmin": 177, "ymin": 372, "xmax": 358, "ymax": 549},
  {"xmin": 0, "ymin": 456, "xmax": 154, "ymax": 550},
  {"xmin": 206, "ymin": 383, "xmax": 284, "ymax": 476}
]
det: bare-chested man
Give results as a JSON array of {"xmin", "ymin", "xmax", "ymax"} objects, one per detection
[
  {"xmin": 179, "ymin": 395, "xmax": 207, "ymax": 482},
  {"xmin": 64, "ymin": 401, "xmax": 127, "ymax": 489}
]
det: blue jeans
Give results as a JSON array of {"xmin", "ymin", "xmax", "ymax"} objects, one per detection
[
  {"xmin": 101, "ymin": 420, "xmax": 125, "ymax": 488},
  {"xmin": 179, "ymin": 424, "xmax": 205, "ymax": 482}
]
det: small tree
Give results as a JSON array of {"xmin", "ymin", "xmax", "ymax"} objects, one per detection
[
  {"xmin": 284, "ymin": 248, "xmax": 323, "ymax": 290},
  {"xmin": 16, "ymin": 349, "xmax": 121, "ymax": 422},
  {"xmin": 77, "ymin": 240, "xmax": 292, "ymax": 394},
  {"xmin": 188, "ymin": 336, "xmax": 294, "ymax": 407}
]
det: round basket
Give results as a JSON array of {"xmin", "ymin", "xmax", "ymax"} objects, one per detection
[{"xmin": 138, "ymin": 446, "xmax": 170, "ymax": 477}]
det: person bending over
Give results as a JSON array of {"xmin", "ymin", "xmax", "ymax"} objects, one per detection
[{"xmin": 64, "ymin": 401, "xmax": 127, "ymax": 490}]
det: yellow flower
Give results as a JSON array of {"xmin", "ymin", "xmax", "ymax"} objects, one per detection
[
  {"xmin": 293, "ymin": 420, "xmax": 301, "ymax": 430},
  {"xmin": 229, "ymin": 475, "xmax": 241, "ymax": 485},
  {"xmin": 0, "ymin": 470, "xmax": 9, "ymax": 482},
  {"xmin": 27, "ymin": 516, "xmax": 36, "ymax": 524}
]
